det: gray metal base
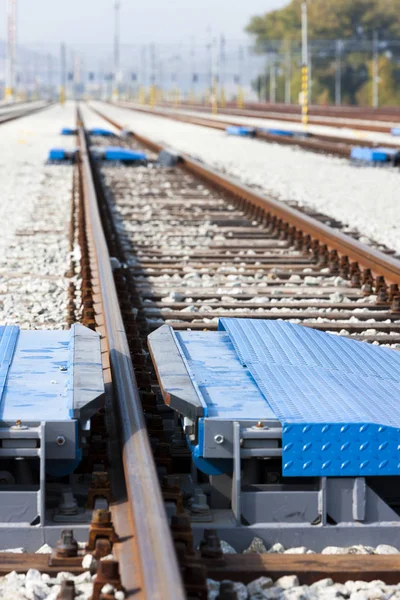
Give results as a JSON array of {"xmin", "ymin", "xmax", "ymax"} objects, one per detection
[
  {"xmin": 191, "ymin": 512, "xmax": 400, "ymax": 552},
  {"xmin": 0, "ymin": 525, "xmax": 89, "ymax": 552}
]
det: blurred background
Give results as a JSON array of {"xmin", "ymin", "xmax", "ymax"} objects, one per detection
[{"xmin": 0, "ymin": 0, "xmax": 399, "ymax": 107}]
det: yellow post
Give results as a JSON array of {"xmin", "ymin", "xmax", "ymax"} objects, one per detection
[
  {"xmin": 173, "ymin": 87, "xmax": 181, "ymax": 108},
  {"xmin": 4, "ymin": 87, "xmax": 12, "ymax": 102},
  {"xmin": 237, "ymin": 85, "xmax": 244, "ymax": 109},
  {"xmin": 211, "ymin": 77, "xmax": 218, "ymax": 115},
  {"xmin": 149, "ymin": 85, "xmax": 156, "ymax": 107},
  {"xmin": 219, "ymin": 86, "xmax": 226, "ymax": 108},
  {"xmin": 301, "ymin": 65, "xmax": 309, "ymax": 126},
  {"xmin": 59, "ymin": 86, "xmax": 65, "ymax": 105}
]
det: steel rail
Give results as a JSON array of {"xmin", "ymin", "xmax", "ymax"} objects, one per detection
[
  {"xmin": 77, "ymin": 109, "xmax": 186, "ymax": 600},
  {"xmin": 152, "ymin": 101, "xmax": 395, "ymax": 133},
  {"xmin": 110, "ymin": 101, "xmax": 400, "ymax": 155},
  {"xmin": 88, "ymin": 103, "xmax": 400, "ymax": 286},
  {"xmin": 0, "ymin": 101, "xmax": 52, "ymax": 125}
]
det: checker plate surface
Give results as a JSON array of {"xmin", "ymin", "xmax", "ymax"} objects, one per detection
[{"xmin": 219, "ymin": 319, "xmax": 400, "ymax": 477}]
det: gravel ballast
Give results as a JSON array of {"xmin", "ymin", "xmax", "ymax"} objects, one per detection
[
  {"xmin": 0, "ymin": 103, "xmax": 77, "ymax": 329},
  {"xmin": 91, "ymin": 101, "xmax": 400, "ymax": 255}
]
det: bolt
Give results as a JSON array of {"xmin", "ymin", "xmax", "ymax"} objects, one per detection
[
  {"xmin": 56, "ymin": 580, "xmax": 76, "ymax": 600},
  {"xmin": 58, "ymin": 490, "xmax": 79, "ymax": 516},
  {"xmin": 55, "ymin": 529, "xmax": 78, "ymax": 557},
  {"xmin": 92, "ymin": 509, "xmax": 112, "ymax": 526},
  {"xmin": 98, "ymin": 559, "xmax": 120, "ymax": 581},
  {"xmin": 391, "ymin": 295, "xmax": 400, "ymax": 314},
  {"xmin": 214, "ymin": 434, "xmax": 224, "ymax": 444},
  {"xmin": 217, "ymin": 581, "xmax": 238, "ymax": 600},
  {"xmin": 199, "ymin": 529, "xmax": 223, "ymax": 559},
  {"xmin": 56, "ymin": 436, "xmax": 66, "ymax": 446},
  {"xmin": 190, "ymin": 492, "xmax": 210, "ymax": 516}
]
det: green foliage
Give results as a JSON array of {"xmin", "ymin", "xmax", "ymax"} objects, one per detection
[
  {"xmin": 246, "ymin": 0, "xmax": 400, "ymax": 43},
  {"xmin": 246, "ymin": 0, "xmax": 400, "ymax": 105}
]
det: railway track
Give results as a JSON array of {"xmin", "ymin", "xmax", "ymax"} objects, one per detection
[
  {"xmin": 109, "ymin": 101, "xmax": 400, "ymax": 162},
  {"xmin": 3, "ymin": 102, "xmax": 400, "ymax": 599},
  {"xmin": 154, "ymin": 100, "xmax": 399, "ymax": 134},
  {"xmin": 0, "ymin": 100, "xmax": 52, "ymax": 124},
  {"xmin": 75, "ymin": 102, "xmax": 400, "ymax": 596}
]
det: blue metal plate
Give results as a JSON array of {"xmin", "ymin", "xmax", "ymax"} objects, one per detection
[
  {"xmin": 0, "ymin": 328, "xmax": 73, "ymax": 423},
  {"xmin": 175, "ymin": 330, "xmax": 275, "ymax": 420},
  {"xmin": 219, "ymin": 319, "xmax": 400, "ymax": 477}
]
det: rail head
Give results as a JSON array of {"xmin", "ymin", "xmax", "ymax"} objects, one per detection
[{"xmin": 77, "ymin": 111, "xmax": 185, "ymax": 600}]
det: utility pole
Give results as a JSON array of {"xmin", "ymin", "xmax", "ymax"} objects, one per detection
[
  {"xmin": 335, "ymin": 39, "xmax": 342, "ymax": 106},
  {"xmin": 5, "ymin": 0, "xmax": 17, "ymax": 102},
  {"xmin": 210, "ymin": 35, "xmax": 218, "ymax": 114},
  {"xmin": 372, "ymin": 31, "xmax": 379, "ymax": 108},
  {"xmin": 301, "ymin": 0, "xmax": 309, "ymax": 126},
  {"xmin": 113, "ymin": 1, "xmax": 121, "ymax": 101}
]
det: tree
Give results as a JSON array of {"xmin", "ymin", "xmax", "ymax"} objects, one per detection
[{"xmin": 246, "ymin": 0, "xmax": 400, "ymax": 105}]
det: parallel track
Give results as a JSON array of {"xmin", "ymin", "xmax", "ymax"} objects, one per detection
[
  {"xmin": 154, "ymin": 100, "xmax": 399, "ymax": 134},
  {"xmin": 110, "ymin": 101, "xmax": 400, "ymax": 161},
  {"xmin": 0, "ymin": 101, "xmax": 52, "ymax": 125}
]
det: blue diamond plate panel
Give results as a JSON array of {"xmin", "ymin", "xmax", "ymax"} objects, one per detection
[{"xmin": 218, "ymin": 318, "xmax": 400, "ymax": 476}]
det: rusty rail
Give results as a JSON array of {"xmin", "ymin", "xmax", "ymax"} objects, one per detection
[
  {"xmin": 0, "ymin": 101, "xmax": 52, "ymax": 125},
  {"xmin": 77, "ymin": 108, "xmax": 185, "ymax": 600},
  {"xmin": 88, "ymin": 103, "xmax": 400, "ymax": 286},
  {"xmin": 114, "ymin": 100, "xmax": 399, "ymax": 151},
  {"xmin": 150, "ymin": 100, "xmax": 396, "ymax": 134}
]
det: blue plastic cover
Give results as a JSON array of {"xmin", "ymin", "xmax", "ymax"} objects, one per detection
[
  {"xmin": 264, "ymin": 128, "xmax": 294, "ymax": 137},
  {"xmin": 89, "ymin": 128, "xmax": 115, "ymax": 136},
  {"xmin": 49, "ymin": 148, "xmax": 67, "ymax": 160},
  {"xmin": 48, "ymin": 148, "xmax": 77, "ymax": 161},
  {"xmin": 350, "ymin": 146, "xmax": 391, "ymax": 162},
  {"xmin": 219, "ymin": 319, "xmax": 400, "ymax": 477},
  {"xmin": 226, "ymin": 126, "xmax": 256, "ymax": 137},
  {"xmin": 104, "ymin": 146, "xmax": 147, "ymax": 161},
  {"xmin": 61, "ymin": 128, "xmax": 77, "ymax": 136}
]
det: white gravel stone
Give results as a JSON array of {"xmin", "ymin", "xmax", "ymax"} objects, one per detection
[
  {"xmin": 35, "ymin": 544, "xmax": 52, "ymax": 554},
  {"xmin": 247, "ymin": 576, "xmax": 274, "ymax": 596},
  {"xmin": 243, "ymin": 537, "xmax": 268, "ymax": 554},
  {"xmin": 94, "ymin": 101, "xmax": 400, "ymax": 254},
  {"xmin": 0, "ymin": 103, "xmax": 76, "ymax": 329},
  {"xmin": 275, "ymin": 575, "xmax": 300, "ymax": 589},
  {"xmin": 310, "ymin": 579, "xmax": 334, "ymax": 591},
  {"xmin": 375, "ymin": 544, "xmax": 400, "ymax": 554},
  {"xmin": 268, "ymin": 543, "xmax": 286, "ymax": 554},
  {"xmin": 220, "ymin": 540, "xmax": 237, "ymax": 554},
  {"xmin": 283, "ymin": 547, "xmax": 308, "ymax": 554},
  {"xmin": 322, "ymin": 546, "xmax": 351, "ymax": 555}
]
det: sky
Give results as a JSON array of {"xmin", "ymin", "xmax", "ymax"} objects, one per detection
[{"xmin": 0, "ymin": 0, "xmax": 288, "ymax": 48}]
